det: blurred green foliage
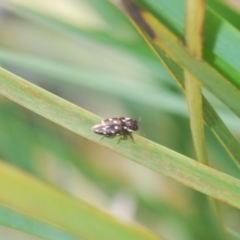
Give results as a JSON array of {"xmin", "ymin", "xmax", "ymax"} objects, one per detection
[{"xmin": 0, "ymin": 0, "xmax": 240, "ymax": 239}]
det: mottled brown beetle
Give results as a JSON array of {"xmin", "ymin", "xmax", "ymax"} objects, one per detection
[{"xmin": 92, "ymin": 117, "xmax": 138, "ymax": 143}]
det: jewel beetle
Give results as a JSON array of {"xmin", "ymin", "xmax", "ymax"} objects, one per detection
[{"xmin": 92, "ymin": 117, "xmax": 138, "ymax": 143}]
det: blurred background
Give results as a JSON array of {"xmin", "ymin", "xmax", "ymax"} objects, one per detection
[{"xmin": 0, "ymin": 0, "xmax": 240, "ymax": 239}]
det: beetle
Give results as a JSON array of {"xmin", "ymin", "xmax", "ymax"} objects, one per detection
[{"xmin": 92, "ymin": 117, "xmax": 138, "ymax": 143}]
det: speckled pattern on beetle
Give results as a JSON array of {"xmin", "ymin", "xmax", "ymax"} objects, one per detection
[{"xmin": 92, "ymin": 117, "xmax": 138, "ymax": 143}]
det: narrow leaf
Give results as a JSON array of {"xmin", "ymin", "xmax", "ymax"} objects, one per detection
[{"xmin": 0, "ymin": 67, "xmax": 240, "ymax": 209}]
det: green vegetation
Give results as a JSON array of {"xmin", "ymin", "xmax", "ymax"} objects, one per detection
[{"xmin": 0, "ymin": 0, "xmax": 240, "ymax": 239}]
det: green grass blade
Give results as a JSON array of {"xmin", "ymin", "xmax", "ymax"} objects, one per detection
[
  {"xmin": 1, "ymin": 67, "xmax": 240, "ymax": 209},
  {"xmin": 136, "ymin": 0, "xmax": 240, "ymax": 88},
  {"xmin": 153, "ymin": 43, "xmax": 240, "ymax": 169},
  {"xmin": 0, "ymin": 48, "xmax": 185, "ymax": 115},
  {"xmin": 111, "ymin": 0, "xmax": 240, "ymax": 169},
  {"xmin": 0, "ymin": 160, "xmax": 160, "ymax": 240},
  {"xmin": 147, "ymin": 13, "xmax": 240, "ymax": 118},
  {"xmin": 0, "ymin": 206, "xmax": 81, "ymax": 240},
  {"xmin": 184, "ymin": 0, "xmax": 208, "ymax": 164},
  {"xmin": 184, "ymin": 2, "xmax": 227, "ymax": 237}
]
